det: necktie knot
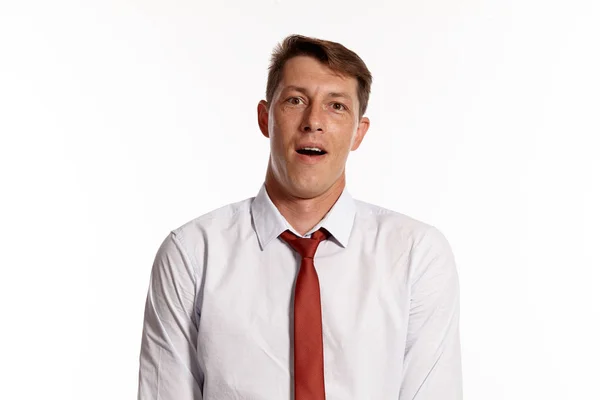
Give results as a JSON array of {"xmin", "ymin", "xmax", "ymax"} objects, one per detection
[{"xmin": 280, "ymin": 228, "xmax": 328, "ymax": 259}]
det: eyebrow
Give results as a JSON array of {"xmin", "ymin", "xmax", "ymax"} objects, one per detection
[{"xmin": 282, "ymin": 86, "xmax": 353, "ymax": 101}]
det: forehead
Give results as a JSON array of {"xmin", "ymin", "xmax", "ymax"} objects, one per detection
[{"xmin": 278, "ymin": 55, "xmax": 358, "ymax": 95}]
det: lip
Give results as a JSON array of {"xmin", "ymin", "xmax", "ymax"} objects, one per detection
[
  {"xmin": 295, "ymin": 151, "xmax": 328, "ymax": 164},
  {"xmin": 296, "ymin": 142, "xmax": 328, "ymax": 153}
]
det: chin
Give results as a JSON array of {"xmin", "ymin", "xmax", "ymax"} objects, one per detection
[{"xmin": 288, "ymin": 181, "xmax": 329, "ymax": 199}]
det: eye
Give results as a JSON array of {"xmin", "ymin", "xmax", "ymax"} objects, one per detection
[
  {"xmin": 286, "ymin": 97, "xmax": 304, "ymax": 105},
  {"xmin": 331, "ymin": 102, "xmax": 347, "ymax": 111}
]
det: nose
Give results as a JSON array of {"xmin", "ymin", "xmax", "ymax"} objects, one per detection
[{"xmin": 301, "ymin": 105, "xmax": 324, "ymax": 133}]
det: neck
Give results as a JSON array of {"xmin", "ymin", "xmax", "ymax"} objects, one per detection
[{"xmin": 264, "ymin": 169, "xmax": 345, "ymax": 236}]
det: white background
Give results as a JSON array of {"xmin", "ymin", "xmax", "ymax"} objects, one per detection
[{"xmin": 1, "ymin": 0, "xmax": 599, "ymax": 399}]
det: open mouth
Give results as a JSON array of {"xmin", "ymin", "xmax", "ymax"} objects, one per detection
[{"xmin": 296, "ymin": 147, "xmax": 327, "ymax": 156}]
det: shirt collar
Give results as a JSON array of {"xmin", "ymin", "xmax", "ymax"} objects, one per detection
[{"xmin": 250, "ymin": 183, "xmax": 356, "ymax": 250}]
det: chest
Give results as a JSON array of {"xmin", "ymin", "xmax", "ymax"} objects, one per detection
[{"xmin": 194, "ymin": 239, "xmax": 411, "ymax": 397}]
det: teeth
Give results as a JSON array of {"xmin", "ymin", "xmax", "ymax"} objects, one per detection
[{"xmin": 302, "ymin": 147, "xmax": 323, "ymax": 152}]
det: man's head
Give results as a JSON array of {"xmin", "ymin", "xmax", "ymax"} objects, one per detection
[{"xmin": 258, "ymin": 35, "xmax": 372, "ymax": 200}]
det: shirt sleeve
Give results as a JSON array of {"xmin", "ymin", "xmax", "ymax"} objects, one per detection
[
  {"xmin": 399, "ymin": 226, "xmax": 463, "ymax": 400},
  {"xmin": 137, "ymin": 231, "xmax": 204, "ymax": 399}
]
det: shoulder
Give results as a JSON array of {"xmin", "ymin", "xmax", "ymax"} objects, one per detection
[
  {"xmin": 353, "ymin": 199, "xmax": 434, "ymax": 237},
  {"xmin": 353, "ymin": 198, "xmax": 453, "ymax": 258},
  {"xmin": 151, "ymin": 197, "xmax": 254, "ymax": 273},
  {"xmin": 169, "ymin": 196, "xmax": 253, "ymax": 247}
]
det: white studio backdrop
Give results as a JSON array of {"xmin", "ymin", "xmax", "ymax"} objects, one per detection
[{"xmin": 1, "ymin": 1, "xmax": 598, "ymax": 399}]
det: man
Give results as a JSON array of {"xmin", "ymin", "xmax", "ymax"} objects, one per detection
[{"xmin": 137, "ymin": 34, "xmax": 462, "ymax": 399}]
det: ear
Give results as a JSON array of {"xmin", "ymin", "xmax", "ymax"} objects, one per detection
[
  {"xmin": 257, "ymin": 100, "xmax": 270, "ymax": 138},
  {"xmin": 350, "ymin": 116, "xmax": 370, "ymax": 151}
]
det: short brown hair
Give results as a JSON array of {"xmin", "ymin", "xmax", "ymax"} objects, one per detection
[{"xmin": 266, "ymin": 34, "xmax": 372, "ymax": 118}]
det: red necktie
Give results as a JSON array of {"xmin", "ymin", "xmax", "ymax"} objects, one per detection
[{"xmin": 280, "ymin": 228, "xmax": 328, "ymax": 400}]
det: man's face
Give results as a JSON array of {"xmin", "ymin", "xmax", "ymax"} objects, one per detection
[{"xmin": 258, "ymin": 55, "xmax": 370, "ymax": 199}]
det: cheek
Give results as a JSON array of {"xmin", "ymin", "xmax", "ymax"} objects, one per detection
[
  {"xmin": 268, "ymin": 126, "xmax": 291, "ymax": 156},
  {"xmin": 278, "ymin": 109, "xmax": 303, "ymax": 129},
  {"xmin": 274, "ymin": 113, "xmax": 300, "ymax": 140},
  {"xmin": 331, "ymin": 124, "xmax": 358, "ymax": 148},
  {"xmin": 271, "ymin": 110, "xmax": 289, "ymax": 132}
]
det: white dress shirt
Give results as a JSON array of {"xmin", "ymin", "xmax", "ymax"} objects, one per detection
[{"xmin": 137, "ymin": 184, "xmax": 462, "ymax": 399}]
